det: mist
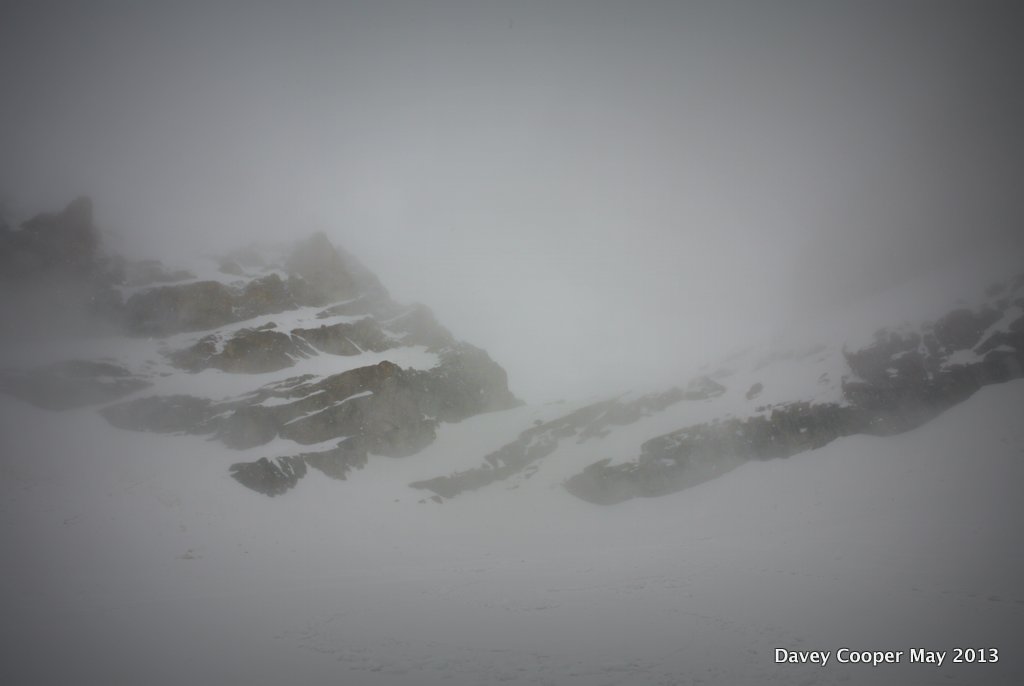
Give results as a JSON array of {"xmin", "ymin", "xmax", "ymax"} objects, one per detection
[
  {"xmin": 4, "ymin": 0, "xmax": 1023, "ymax": 401},
  {"xmin": 3, "ymin": 5, "xmax": 1024, "ymax": 685}
]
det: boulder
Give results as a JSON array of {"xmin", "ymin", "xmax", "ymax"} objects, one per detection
[{"xmin": 229, "ymin": 456, "xmax": 307, "ymax": 497}]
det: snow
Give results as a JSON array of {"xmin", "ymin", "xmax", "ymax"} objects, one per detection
[{"xmin": 2, "ymin": 374, "xmax": 1022, "ymax": 685}]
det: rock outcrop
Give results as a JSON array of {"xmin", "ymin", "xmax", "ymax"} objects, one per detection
[
  {"xmin": 562, "ymin": 275, "xmax": 1024, "ymax": 504},
  {"xmin": 167, "ymin": 324, "xmax": 315, "ymax": 374},
  {"xmin": 410, "ymin": 388, "xmax": 684, "ymax": 500},
  {"xmin": 1, "ymin": 198, "xmax": 520, "ymax": 497},
  {"xmin": 0, "ymin": 197, "xmax": 125, "ymax": 332}
]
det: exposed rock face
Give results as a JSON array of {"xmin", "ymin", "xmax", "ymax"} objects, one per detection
[
  {"xmin": 102, "ymin": 346, "xmax": 518, "ymax": 495},
  {"xmin": 565, "ymin": 402, "xmax": 866, "ymax": 505},
  {"xmin": 228, "ymin": 456, "xmax": 308, "ymax": 497},
  {"xmin": 227, "ymin": 438, "xmax": 370, "ymax": 497},
  {"xmin": 124, "ymin": 281, "xmax": 237, "ymax": 336},
  {"xmin": 1, "ymin": 197, "xmax": 523, "ymax": 497},
  {"xmin": 0, "ymin": 197, "xmax": 125, "ymax": 332},
  {"xmin": 293, "ymin": 318, "xmax": 393, "ymax": 356},
  {"xmin": 117, "ymin": 236, "xmax": 403, "ymax": 338},
  {"xmin": 167, "ymin": 325, "xmax": 314, "ymax": 374},
  {"xmin": 410, "ymin": 389, "xmax": 684, "ymax": 500},
  {"xmin": 3, "ymin": 197, "xmax": 98, "ymax": 275},
  {"xmin": 577, "ymin": 388, "xmax": 684, "ymax": 441},
  {"xmin": 275, "ymin": 361, "xmax": 438, "ymax": 456},
  {"xmin": 236, "ymin": 273, "xmax": 296, "ymax": 320},
  {"xmin": 561, "ymin": 275, "xmax": 1024, "ymax": 505},
  {"xmin": 409, "ymin": 344, "xmax": 520, "ymax": 422}
]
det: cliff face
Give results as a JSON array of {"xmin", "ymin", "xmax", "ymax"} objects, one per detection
[
  {"xmin": 0, "ymin": 199, "xmax": 520, "ymax": 495},
  {"xmin": 3, "ymin": 198, "xmax": 1022, "ymax": 506}
]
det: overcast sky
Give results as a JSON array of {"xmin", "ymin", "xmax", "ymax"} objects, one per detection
[{"xmin": 3, "ymin": 1, "xmax": 1023, "ymax": 401}]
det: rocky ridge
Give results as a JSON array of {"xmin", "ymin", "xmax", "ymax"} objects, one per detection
[
  {"xmin": 410, "ymin": 267, "xmax": 1024, "ymax": 505},
  {"xmin": 0, "ymin": 198, "xmax": 519, "ymax": 495},
  {"xmin": 2, "ymin": 198, "xmax": 1022, "ymax": 505}
]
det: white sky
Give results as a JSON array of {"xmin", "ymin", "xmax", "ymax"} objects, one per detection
[{"xmin": 2, "ymin": 0, "xmax": 1022, "ymax": 401}]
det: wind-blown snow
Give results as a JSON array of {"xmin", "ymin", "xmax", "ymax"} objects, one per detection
[{"xmin": 2, "ymin": 375, "xmax": 1021, "ymax": 685}]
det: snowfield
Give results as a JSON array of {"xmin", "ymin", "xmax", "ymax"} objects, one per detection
[{"xmin": 2, "ymin": 377, "xmax": 1022, "ymax": 685}]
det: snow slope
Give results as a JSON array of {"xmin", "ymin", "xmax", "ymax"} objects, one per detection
[{"xmin": 2, "ymin": 373, "xmax": 1022, "ymax": 685}]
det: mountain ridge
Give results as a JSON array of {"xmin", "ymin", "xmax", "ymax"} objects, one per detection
[{"xmin": 1, "ymin": 197, "xmax": 1022, "ymax": 506}]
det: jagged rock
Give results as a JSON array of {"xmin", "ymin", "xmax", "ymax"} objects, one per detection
[
  {"xmin": 411, "ymin": 390, "xmax": 684, "ymax": 500},
  {"xmin": 220, "ymin": 328, "xmax": 310, "ymax": 373},
  {"xmin": 229, "ymin": 456, "xmax": 307, "ymax": 497},
  {"xmin": 932, "ymin": 307, "xmax": 1001, "ymax": 351},
  {"xmin": 0, "ymin": 197, "xmax": 127, "ymax": 332},
  {"xmin": 168, "ymin": 326, "xmax": 313, "ymax": 374},
  {"xmin": 219, "ymin": 328, "xmax": 305, "ymax": 372},
  {"xmin": 410, "ymin": 343, "xmax": 520, "ymax": 422},
  {"xmin": 3, "ymin": 196, "xmax": 97, "ymax": 275},
  {"xmin": 279, "ymin": 361, "xmax": 438, "ymax": 455},
  {"xmin": 837, "ymin": 303, "xmax": 1022, "ymax": 434},
  {"xmin": 745, "ymin": 382, "xmax": 763, "ymax": 400},
  {"xmin": 236, "ymin": 273, "xmax": 295, "ymax": 319},
  {"xmin": 410, "ymin": 401, "xmax": 611, "ymax": 499},
  {"xmin": 577, "ymin": 388, "xmax": 684, "ymax": 441},
  {"xmin": 292, "ymin": 318, "xmax": 393, "ymax": 356},
  {"xmin": 565, "ymin": 402, "xmax": 868, "ymax": 505},
  {"xmin": 0, "ymin": 359, "xmax": 150, "ymax": 410},
  {"xmin": 124, "ymin": 281, "xmax": 237, "ymax": 335},
  {"xmin": 565, "ymin": 286, "xmax": 1024, "ymax": 505}
]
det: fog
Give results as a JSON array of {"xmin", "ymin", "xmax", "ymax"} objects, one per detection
[
  {"xmin": 3, "ymin": 6, "xmax": 1024, "ymax": 683},
  {"xmin": 3, "ymin": 0, "xmax": 1023, "ymax": 400}
]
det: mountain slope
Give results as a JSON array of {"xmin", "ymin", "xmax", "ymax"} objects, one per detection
[
  {"xmin": 1, "ymin": 199, "xmax": 520, "ymax": 496},
  {"xmin": 408, "ymin": 253, "xmax": 1024, "ymax": 505},
  {"xmin": 2, "ymin": 198, "xmax": 1023, "ymax": 685}
]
